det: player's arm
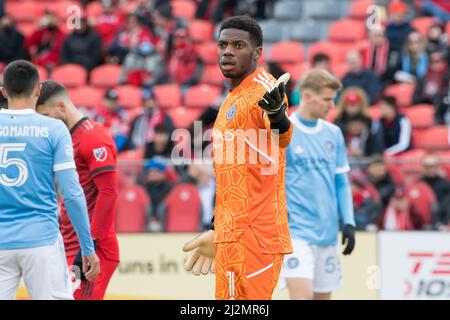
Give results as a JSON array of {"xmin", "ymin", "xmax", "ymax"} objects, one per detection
[
  {"xmin": 257, "ymin": 75, "xmax": 293, "ymax": 148},
  {"xmin": 52, "ymin": 123, "xmax": 100, "ymax": 281},
  {"xmin": 335, "ymin": 129, "xmax": 356, "ymax": 255}
]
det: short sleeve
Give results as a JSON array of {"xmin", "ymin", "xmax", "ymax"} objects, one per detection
[
  {"xmin": 81, "ymin": 130, "xmax": 117, "ymax": 177},
  {"xmin": 52, "ymin": 122, "xmax": 76, "ymax": 172},
  {"xmin": 335, "ymin": 128, "xmax": 350, "ymax": 174}
]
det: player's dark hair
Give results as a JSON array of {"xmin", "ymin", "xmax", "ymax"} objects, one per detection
[
  {"xmin": 219, "ymin": 15, "xmax": 263, "ymax": 47},
  {"xmin": 3, "ymin": 60, "xmax": 39, "ymax": 98},
  {"xmin": 36, "ymin": 80, "xmax": 67, "ymax": 106},
  {"xmin": 380, "ymin": 95, "xmax": 397, "ymax": 110},
  {"xmin": 312, "ymin": 53, "xmax": 330, "ymax": 65}
]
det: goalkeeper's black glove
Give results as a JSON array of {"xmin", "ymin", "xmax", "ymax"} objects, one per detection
[
  {"xmin": 72, "ymin": 240, "xmax": 97, "ymax": 281},
  {"xmin": 257, "ymin": 82, "xmax": 287, "ymax": 120},
  {"xmin": 342, "ymin": 224, "xmax": 355, "ymax": 255}
]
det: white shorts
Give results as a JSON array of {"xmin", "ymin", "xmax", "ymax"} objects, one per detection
[
  {"xmin": 280, "ymin": 238, "xmax": 343, "ymax": 293},
  {"xmin": 0, "ymin": 234, "xmax": 73, "ymax": 300}
]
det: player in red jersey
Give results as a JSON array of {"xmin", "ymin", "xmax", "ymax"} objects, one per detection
[{"xmin": 36, "ymin": 80, "xmax": 120, "ymax": 300}]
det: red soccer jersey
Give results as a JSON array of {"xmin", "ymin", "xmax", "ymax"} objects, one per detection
[{"xmin": 60, "ymin": 117, "xmax": 119, "ymax": 261}]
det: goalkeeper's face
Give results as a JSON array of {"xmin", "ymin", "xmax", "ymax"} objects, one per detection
[{"xmin": 218, "ymin": 28, "xmax": 261, "ymax": 79}]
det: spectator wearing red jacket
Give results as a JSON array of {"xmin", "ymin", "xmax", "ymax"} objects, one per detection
[
  {"xmin": 379, "ymin": 189, "xmax": 422, "ymax": 230},
  {"xmin": 167, "ymin": 28, "xmax": 203, "ymax": 89},
  {"xmin": 25, "ymin": 11, "xmax": 65, "ymax": 70},
  {"xmin": 361, "ymin": 25, "xmax": 390, "ymax": 79},
  {"xmin": 93, "ymin": 1, "xmax": 125, "ymax": 49}
]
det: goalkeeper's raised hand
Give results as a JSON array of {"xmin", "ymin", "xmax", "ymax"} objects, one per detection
[{"xmin": 258, "ymin": 82, "xmax": 286, "ymax": 115}]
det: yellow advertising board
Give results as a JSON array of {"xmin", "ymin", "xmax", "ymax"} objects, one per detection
[{"xmin": 17, "ymin": 232, "xmax": 378, "ymax": 300}]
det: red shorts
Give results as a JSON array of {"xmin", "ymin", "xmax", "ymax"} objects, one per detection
[
  {"xmin": 67, "ymin": 247, "xmax": 119, "ymax": 300},
  {"xmin": 215, "ymin": 227, "xmax": 284, "ymax": 300}
]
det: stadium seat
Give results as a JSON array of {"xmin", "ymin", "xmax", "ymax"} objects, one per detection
[
  {"xmin": 328, "ymin": 19, "xmax": 366, "ymax": 43},
  {"xmin": 411, "ymin": 17, "xmax": 438, "ymax": 37},
  {"xmin": 122, "ymin": 0, "xmax": 139, "ymax": 13},
  {"xmin": 200, "ymin": 65, "xmax": 225, "ymax": 86},
  {"xmin": 90, "ymin": 64, "xmax": 122, "ymax": 88},
  {"xmin": 405, "ymin": 182, "xmax": 437, "ymax": 227},
  {"xmin": 115, "ymin": 184, "xmax": 150, "ymax": 233},
  {"xmin": 367, "ymin": 106, "xmax": 381, "ymax": 120},
  {"xmin": 348, "ymin": 0, "xmax": 375, "ymax": 20},
  {"xmin": 166, "ymin": 107, "xmax": 204, "ymax": 128},
  {"xmin": 308, "ymin": 41, "xmax": 348, "ymax": 65},
  {"xmin": 16, "ymin": 22, "xmax": 37, "ymax": 38},
  {"xmin": 437, "ymin": 150, "xmax": 450, "ymax": 178},
  {"xmin": 48, "ymin": 0, "xmax": 82, "ymax": 21},
  {"xmin": 259, "ymin": 20, "xmax": 287, "ymax": 44},
  {"xmin": 171, "ymin": 0, "xmax": 197, "ymax": 19},
  {"xmin": 413, "ymin": 126, "xmax": 450, "ymax": 151},
  {"xmin": 288, "ymin": 22, "xmax": 322, "ymax": 44},
  {"xmin": 446, "ymin": 21, "xmax": 450, "ymax": 38},
  {"xmin": 69, "ymin": 86, "xmax": 103, "ymax": 110},
  {"xmin": 115, "ymin": 85, "xmax": 142, "ymax": 109},
  {"xmin": 386, "ymin": 148, "xmax": 428, "ymax": 185},
  {"xmin": 50, "ymin": 64, "xmax": 87, "ymax": 88},
  {"xmin": 188, "ymin": 19, "xmax": 213, "ymax": 43},
  {"xmin": 303, "ymin": 1, "xmax": 342, "ymax": 20},
  {"xmin": 384, "ymin": 83, "xmax": 415, "ymax": 108},
  {"xmin": 86, "ymin": 1, "xmax": 103, "ymax": 18},
  {"xmin": 273, "ymin": 1, "xmax": 303, "ymax": 21},
  {"xmin": 196, "ymin": 42, "xmax": 218, "ymax": 65},
  {"xmin": 153, "ymin": 83, "xmax": 182, "ymax": 109},
  {"xmin": 282, "ymin": 62, "xmax": 310, "ymax": 83},
  {"xmin": 269, "ymin": 41, "xmax": 305, "ymax": 64},
  {"xmin": 118, "ymin": 149, "xmax": 145, "ymax": 174},
  {"xmin": 331, "ymin": 63, "xmax": 349, "ymax": 79},
  {"xmin": 6, "ymin": 1, "xmax": 43, "ymax": 23},
  {"xmin": 36, "ymin": 65, "xmax": 48, "ymax": 81},
  {"xmin": 164, "ymin": 183, "xmax": 201, "ymax": 232},
  {"xmin": 404, "ymin": 105, "xmax": 434, "ymax": 129},
  {"xmin": 184, "ymin": 84, "xmax": 222, "ymax": 109}
]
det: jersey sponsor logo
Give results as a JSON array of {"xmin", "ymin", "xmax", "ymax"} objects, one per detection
[
  {"xmin": 287, "ymin": 257, "xmax": 300, "ymax": 269},
  {"xmin": 226, "ymin": 105, "xmax": 236, "ymax": 120},
  {"xmin": 324, "ymin": 140, "xmax": 335, "ymax": 154},
  {"xmin": 93, "ymin": 147, "xmax": 108, "ymax": 162}
]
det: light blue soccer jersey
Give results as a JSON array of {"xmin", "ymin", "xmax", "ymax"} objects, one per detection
[
  {"xmin": 286, "ymin": 112, "xmax": 351, "ymax": 246},
  {"xmin": 0, "ymin": 108, "xmax": 76, "ymax": 250}
]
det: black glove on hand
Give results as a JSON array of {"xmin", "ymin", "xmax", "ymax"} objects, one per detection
[
  {"xmin": 72, "ymin": 240, "xmax": 97, "ymax": 281},
  {"xmin": 258, "ymin": 82, "xmax": 286, "ymax": 117},
  {"xmin": 342, "ymin": 224, "xmax": 355, "ymax": 255}
]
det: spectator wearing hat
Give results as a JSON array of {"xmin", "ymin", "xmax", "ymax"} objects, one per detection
[
  {"xmin": 373, "ymin": 95, "xmax": 412, "ymax": 155},
  {"xmin": 366, "ymin": 154, "xmax": 397, "ymax": 207},
  {"xmin": 143, "ymin": 159, "xmax": 173, "ymax": 232},
  {"xmin": 420, "ymin": 155, "xmax": 450, "ymax": 230},
  {"xmin": 25, "ymin": 11, "xmax": 65, "ymax": 70},
  {"xmin": 167, "ymin": 28, "xmax": 203, "ymax": 89},
  {"xmin": 0, "ymin": 15, "xmax": 29, "ymax": 64},
  {"xmin": 386, "ymin": 1, "xmax": 415, "ymax": 54},
  {"xmin": 96, "ymin": 89, "xmax": 129, "ymax": 152},
  {"xmin": 413, "ymin": 50, "xmax": 449, "ymax": 105},
  {"xmin": 125, "ymin": 88, "xmax": 175, "ymax": 151},
  {"xmin": 342, "ymin": 51, "xmax": 383, "ymax": 105},
  {"xmin": 335, "ymin": 87, "xmax": 371, "ymax": 129},
  {"xmin": 61, "ymin": 15, "xmax": 103, "ymax": 71}
]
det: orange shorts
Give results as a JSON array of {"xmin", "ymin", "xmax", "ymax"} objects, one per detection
[{"xmin": 215, "ymin": 227, "xmax": 284, "ymax": 300}]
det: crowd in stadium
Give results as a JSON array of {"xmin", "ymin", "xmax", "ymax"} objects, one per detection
[{"xmin": 1, "ymin": 0, "xmax": 450, "ymax": 233}]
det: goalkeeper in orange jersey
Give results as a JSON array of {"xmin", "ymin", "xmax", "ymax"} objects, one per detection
[{"xmin": 183, "ymin": 15, "xmax": 293, "ymax": 300}]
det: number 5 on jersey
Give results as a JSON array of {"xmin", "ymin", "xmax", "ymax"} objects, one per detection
[{"xmin": 0, "ymin": 143, "xmax": 28, "ymax": 187}]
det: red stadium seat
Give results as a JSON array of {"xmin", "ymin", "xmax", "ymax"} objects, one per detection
[
  {"xmin": 413, "ymin": 126, "xmax": 449, "ymax": 150},
  {"xmin": 384, "ymin": 83, "xmax": 415, "ymax": 108},
  {"xmin": 164, "ymin": 183, "xmax": 201, "ymax": 232},
  {"xmin": 200, "ymin": 65, "xmax": 225, "ymax": 86},
  {"xmin": 269, "ymin": 41, "xmax": 305, "ymax": 64},
  {"xmin": 36, "ymin": 65, "xmax": 48, "ymax": 81},
  {"xmin": 349, "ymin": 0, "xmax": 375, "ymax": 20},
  {"xmin": 171, "ymin": 0, "xmax": 197, "ymax": 19},
  {"xmin": 446, "ymin": 21, "xmax": 450, "ymax": 37},
  {"xmin": 48, "ymin": 1, "xmax": 81, "ymax": 21},
  {"xmin": 282, "ymin": 62, "xmax": 310, "ymax": 83},
  {"xmin": 90, "ymin": 64, "xmax": 122, "ymax": 88},
  {"xmin": 386, "ymin": 149, "xmax": 428, "ymax": 185},
  {"xmin": 16, "ymin": 22, "xmax": 37, "ymax": 38},
  {"xmin": 122, "ymin": 0, "xmax": 139, "ymax": 13},
  {"xmin": 6, "ymin": 1, "xmax": 43, "ymax": 23},
  {"xmin": 404, "ymin": 105, "xmax": 434, "ymax": 129},
  {"xmin": 328, "ymin": 19, "xmax": 366, "ymax": 43},
  {"xmin": 86, "ymin": 1, "xmax": 103, "ymax": 18},
  {"xmin": 188, "ymin": 19, "xmax": 214, "ymax": 43},
  {"xmin": 331, "ymin": 62, "xmax": 349, "ymax": 79},
  {"xmin": 118, "ymin": 149, "xmax": 145, "ymax": 174},
  {"xmin": 367, "ymin": 106, "xmax": 381, "ymax": 120},
  {"xmin": 69, "ymin": 86, "xmax": 103, "ymax": 110},
  {"xmin": 115, "ymin": 85, "xmax": 142, "ymax": 109},
  {"xmin": 309, "ymin": 41, "xmax": 349, "ymax": 65},
  {"xmin": 51, "ymin": 64, "xmax": 87, "ymax": 88},
  {"xmin": 196, "ymin": 42, "xmax": 218, "ymax": 64},
  {"xmin": 405, "ymin": 182, "xmax": 437, "ymax": 227},
  {"xmin": 166, "ymin": 107, "xmax": 204, "ymax": 128},
  {"xmin": 115, "ymin": 184, "xmax": 150, "ymax": 233},
  {"xmin": 153, "ymin": 83, "xmax": 182, "ymax": 109},
  {"xmin": 184, "ymin": 84, "xmax": 222, "ymax": 108},
  {"xmin": 411, "ymin": 17, "xmax": 438, "ymax": 37}
]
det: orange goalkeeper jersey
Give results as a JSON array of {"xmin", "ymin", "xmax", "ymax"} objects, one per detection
[{"xmin": 212, "ymin": 67, "xmax": 293, "ymax": 254}]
